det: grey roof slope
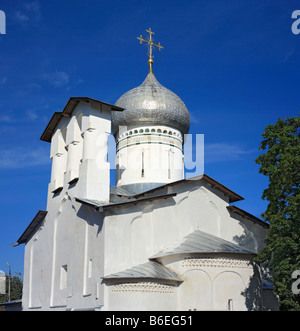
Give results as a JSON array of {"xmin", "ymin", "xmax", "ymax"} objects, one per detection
[
  {"xmin": 75, "ymin": 193, "xmax": 176, "ymax": 212},
  {"xmin": 150, "ymin": 230, "xmax": 256, "ymax": 260},
  {"xmin": 103, "ymin": 261, "xmax": 182, "ymax": 282},
  {"xmin": 227, "ymin": 205, "xmax": 269, "ymax": 229},
  {"xmin": 40, "ymin": 97, "xmax": 123, "ymax": 143},
  {"xmin": 12, "ymin": 210, "xmax": 48, "ymax": 247},
  {"xmin": 132, "ymin": 174, "xmax": 244, "ymax": 203},
  {"xmin": 110, "ymin": 186, "xmax": 135, "ymax": 197}
]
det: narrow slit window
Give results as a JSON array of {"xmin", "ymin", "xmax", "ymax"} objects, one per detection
[
  {"xmin": 60, "ymin": 265, "xmax": 68, "ymax": 289},
  {"xmin": 227, "ymin": 299, "xmax": 233, "ymax": 311},
  {"xmin": 141, "ymin": 150, "xmax": 145, "ymax": 178},
  {"xmin": 88, "ymin": 259, "xmax": 93, "ymax": 278},
  {"xmin": 168, "ymin": 149, "xmax": 171, "ymax": 179}
]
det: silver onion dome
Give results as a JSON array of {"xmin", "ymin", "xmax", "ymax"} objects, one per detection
[{"xmin": 112, "ymin": 73, "xmax": 190, "ymax": 136}]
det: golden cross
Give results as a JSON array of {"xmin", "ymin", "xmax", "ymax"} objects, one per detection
[{"xmin": 137, "ymin": 28, "xmax": 164, "ymax": 74}]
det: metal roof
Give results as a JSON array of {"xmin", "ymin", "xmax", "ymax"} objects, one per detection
[
  {"xmin": 112, "ymin": 73, "xmax": 190, "ymax": 136},
  {"xmin": 227, "ymin": 205, "xmax": 269, "ymax": 229},
  {"xmin": 132, "ymin": 174, "xmax": 244, "ymax": 203},
  {"xmin": 75, "ymin": 192, "xmax": 177, "ymax": 212},
  {"xmin": 12, "ymin": 210, "xmax": 47, "ymax": 247},
  {"xmin": 103, "ymin": 261, "xmax": 182, "ymax": 282},
  {"xmin": 110, "ymin": 186, "xmax": 135, "ymax": 197},
  {"xmin": 150, "ymin": 229, "xmax": 256, "ymax": 260},
  {"xmin": 108, "ymin": 174, "xmax": 244, "ymax": 204},
  {"xmin": 40, "ymin": 97, "xmax": 124, "ymax": 143}
]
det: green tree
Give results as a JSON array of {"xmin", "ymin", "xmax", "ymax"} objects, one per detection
[
  {"xmin": 255, "ymin": 116, "xmax": 300, "ymax": 311},
  {"xmin": 0, "ymin": 274, "xmax": 23, "ymax": 307}
]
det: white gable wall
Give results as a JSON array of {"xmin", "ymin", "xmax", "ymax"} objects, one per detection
[
  {"xmin": 103, "ymin": 179, "xmax": 267, "ymax": 278},
  {"xmin": 23, "ymin": 171, "xmax": 267, "ymax": 310}
]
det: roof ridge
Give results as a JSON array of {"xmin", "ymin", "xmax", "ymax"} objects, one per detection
[{"xmin": 150, "ymin": 229, "xmax": 256, "ymax": 260}]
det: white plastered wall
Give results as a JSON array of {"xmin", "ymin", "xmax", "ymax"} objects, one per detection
[
  {"xmin": 103, "ymin": 179, "xmax": 267, "ymax": 277},
  {"xmin": 48, "ymin": 100, "xmax": 112, "ymax": 204},
  {"xmin": 115, "ymin": 125, "xmax": 184, "ymax": 187},
  {"xmin": 23, "ymin": 100, "xmax": 114, "ymax": 311}
]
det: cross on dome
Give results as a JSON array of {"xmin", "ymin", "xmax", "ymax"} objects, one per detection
[{"xmin": 137, "ymin": 28, "xmax": 164, "ymax": 74}]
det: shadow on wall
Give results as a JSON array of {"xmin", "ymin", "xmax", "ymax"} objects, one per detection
[
  {"xmin": 241, "ymin": 263, "xmax": 262, "ymax": 311},
  {"xmin": 77, "ymin": 204, "xmax": 104, "ymax": 237},
  {"xmin": 229, "ymin": 211, "xmax": 258, "ymax": 253}
]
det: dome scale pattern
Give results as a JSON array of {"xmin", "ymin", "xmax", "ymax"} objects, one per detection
[{"xmin": 112, "ymin": 73, "xmax": 190, "ymax": 136}]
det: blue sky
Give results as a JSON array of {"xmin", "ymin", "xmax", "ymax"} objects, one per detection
[{"xmin": 0, "ymin": 0, "xmax": 299, "ymax": 275}]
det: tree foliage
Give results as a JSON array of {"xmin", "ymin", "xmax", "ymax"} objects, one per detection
[
  {"xmin": 255, "ymin": 116, "xmax": 300, "ymax": 311},
  {"xmin": 0, "ymin": 274, "xmax": 23, "ymax": 310}
]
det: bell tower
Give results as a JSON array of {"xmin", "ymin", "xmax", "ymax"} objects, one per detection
[{"xmin": 41, "ymin": 97, "xmax": 123, "ymax": 204}]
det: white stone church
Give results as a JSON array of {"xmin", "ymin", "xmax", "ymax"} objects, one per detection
[{"xmin": 14, "ymin": 30, "xmax": 278, "ymax": 311}]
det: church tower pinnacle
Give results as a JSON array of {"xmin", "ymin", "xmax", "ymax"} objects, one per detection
[{"xmin": 137, "ymin": 28, "xmax": 164, "ymax": 74}]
